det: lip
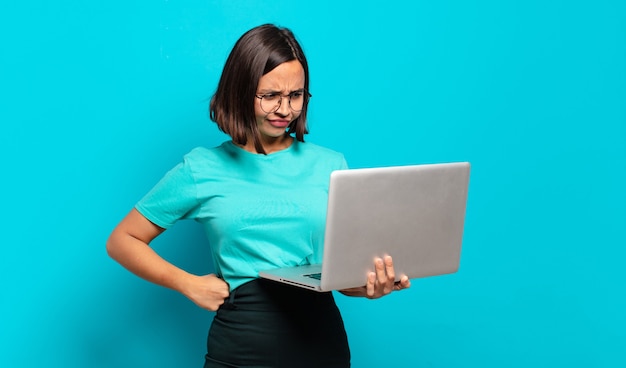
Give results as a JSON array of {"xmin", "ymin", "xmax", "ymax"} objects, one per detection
[{"xmin": 267, "ymin": 119, "xmax": 290, "ymax": 128}]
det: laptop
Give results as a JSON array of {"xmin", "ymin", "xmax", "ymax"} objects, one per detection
[{"xmin": 258, "ymin": 162, "xmax": 471, "ymax": 292}]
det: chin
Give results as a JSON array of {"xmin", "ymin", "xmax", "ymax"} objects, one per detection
[{"xmin": 262, "ymin": 129, "xmax": 289, "ymax": 138}]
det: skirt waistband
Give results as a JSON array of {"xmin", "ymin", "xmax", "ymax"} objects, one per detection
[{"xmin": 220, "ymin": 278, "xmax": 336, "ymax": 312}]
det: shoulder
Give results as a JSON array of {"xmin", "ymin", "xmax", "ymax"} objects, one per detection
[
  {"xmin": 182, "ymin": 142, "xmax": 235, "ymax": 166},
  {"xmin": 162, "ymin": 142, "xmax": 239, "ymax": 181},
  {"xmin": 184, "ymin": 142, "xmax": 227, "ymax": 159}
]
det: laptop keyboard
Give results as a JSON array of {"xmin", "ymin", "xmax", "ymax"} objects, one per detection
[{"xmin": 303, "ymin": 273, "xmax": 322, "ymax": 280}]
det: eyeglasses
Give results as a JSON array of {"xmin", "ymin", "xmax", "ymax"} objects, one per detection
[{"xmin": 255, "ymin": 90, "xmax": 311, "ymax": 113}]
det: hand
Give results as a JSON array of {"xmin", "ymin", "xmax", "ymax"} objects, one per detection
[
  {"xmin": 181, "ymin": 273, "xmax": 230, "ymax": 311},
  {"xmin": 339, "ymin": 255, "xmax": 411, "ymax": 299}
]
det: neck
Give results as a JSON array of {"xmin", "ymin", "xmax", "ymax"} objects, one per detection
[{"xmin": 240, "ymin": 134, "xmax": 294, "ymax": 154}]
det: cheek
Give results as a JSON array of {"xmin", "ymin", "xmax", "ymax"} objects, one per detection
[{"xmin": 254, "ymin": 104, "xmax": 266, "ymax": 120}]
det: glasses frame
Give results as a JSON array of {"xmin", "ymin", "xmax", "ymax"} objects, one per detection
[{"xmin": 254, "ymin": 90, "xmax": 312, "ymax": 113}]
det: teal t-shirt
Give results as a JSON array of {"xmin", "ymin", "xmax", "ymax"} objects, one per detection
[{"xmin": 135, "ymin": 140, "xmax": 348, "ymax": 290}]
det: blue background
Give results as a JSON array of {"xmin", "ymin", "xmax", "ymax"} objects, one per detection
[{"xmin": 1, "ymin": 1, "xmax": 625, "ymax": 367}]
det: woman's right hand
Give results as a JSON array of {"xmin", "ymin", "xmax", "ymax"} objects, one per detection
[
  {"xmin": 182, "ymin": 274, "xmax": 230, "ymax": 311},
  {"xmin": 107, "ymin": 209, "xmax": 230, "ymax": 312}
]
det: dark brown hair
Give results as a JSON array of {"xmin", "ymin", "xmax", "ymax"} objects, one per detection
[{"xmin": 209, "ymin": 24, "xmax": 310, "ymax": 154}]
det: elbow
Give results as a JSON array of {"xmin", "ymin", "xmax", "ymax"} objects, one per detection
[{"xmin": 106, "ymin": 233, "xmax": 120, "ymax": 260}]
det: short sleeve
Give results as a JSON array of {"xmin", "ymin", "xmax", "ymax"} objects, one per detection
[
  {"xmin": 134, "ymin": 158, "xmax": 200, "ymax": 229},
  {"xmin": 339, "ymin": 155, "xmax": 349, "ymax": 170}
]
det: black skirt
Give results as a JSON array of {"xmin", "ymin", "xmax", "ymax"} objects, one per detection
[{"xmin": 203, "ymin": 279, "xmax": 351, "ymax": 368}]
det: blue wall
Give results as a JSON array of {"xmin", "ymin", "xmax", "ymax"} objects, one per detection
[{"xmin": 1, "ymin": 1, "xmax": 624, "ymax": 367}]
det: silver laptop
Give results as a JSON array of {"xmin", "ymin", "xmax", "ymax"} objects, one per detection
[{"xmin": 258, "ymin": 162, "xmax": 471, "ymax": 292}]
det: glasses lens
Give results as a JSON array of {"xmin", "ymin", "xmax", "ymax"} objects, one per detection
[
  {"xmin": 260, "ymin": 95, "xmax": 280, "ymax": 113},
  {"xmin": 288, "ymin": 92, "xmax": 305, "ymax": 112}
]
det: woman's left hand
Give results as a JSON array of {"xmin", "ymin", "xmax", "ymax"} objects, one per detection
[{"xmin": 339, "ymin": 255, "xmax": 411, "ymax": 299}]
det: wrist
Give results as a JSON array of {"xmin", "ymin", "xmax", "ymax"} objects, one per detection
[{"xmin": 166, "ymin": 269, "xmax": 196, "ymax": 297}]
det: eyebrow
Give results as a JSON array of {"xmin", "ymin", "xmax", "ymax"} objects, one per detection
[{"xmin": 257, "ymin": 88, "xmax": 305, "ymax": 94}]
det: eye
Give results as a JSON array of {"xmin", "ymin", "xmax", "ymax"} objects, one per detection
[
  {"xmin": 262, "ymin": 93, "xmax": 280, "ymax": 101},
  {"xmin": 290, "ymin": 91, "xmax": 304, "ymax": 99}
]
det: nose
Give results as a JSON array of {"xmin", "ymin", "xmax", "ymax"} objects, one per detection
[{"xmin": 274, "ymin": 95, "xmax": 291, "ymax": 116}]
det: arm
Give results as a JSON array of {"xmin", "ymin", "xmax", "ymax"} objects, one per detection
[
  {"xmin": 106, "ymin": 208, "xmax": 229, "ymax": 311},
  {"xmin": 338, "ymin": 256, "xmax": 411, "ymax": 298}
]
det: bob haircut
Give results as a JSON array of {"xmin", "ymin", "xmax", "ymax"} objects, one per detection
[{"xmin": 210, "ymin": 24, "xmax": 310, "ymax": 154}]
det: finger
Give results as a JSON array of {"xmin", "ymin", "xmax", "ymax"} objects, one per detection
[
  {"xmin": 206, "ymin": 297, "xmax": 225, "ymax": 312},
  {"xmin": 220, "ymin": 285, "xmax": 230, "ymax": 298},
  {"xmin": 375, "ymin": 258, "xmax": 387, "ymax": 287},
  {"xmin": 400, "ymin": 275, "xmax": 411, "ymax": 288},
  {"xmin": 383, "ymin": 256, "xmax": 396, "ymax": 294},
  {"xmin": 366, "ymin": 272, "xmax": 376, "ymax": 298},
  {"xmin": 393, "ymin": 276, "xmax": 411, "ymax": 290},
  {"xmin": 384, "ymin": 255, "xmax": 395, "ymax": 283},
  {"xmin": 210, "ymin": 277, "xmax": 230, "ymax": 298}
]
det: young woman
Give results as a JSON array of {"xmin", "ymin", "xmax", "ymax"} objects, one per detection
[{"xmin": 107, "ymin": 24, "xmax": 410, "ymax": 368}]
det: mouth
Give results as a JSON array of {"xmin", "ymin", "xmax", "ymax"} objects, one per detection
[{"xmin": 267, "ymin": 119, "xmax": 290, "ymax": 129}]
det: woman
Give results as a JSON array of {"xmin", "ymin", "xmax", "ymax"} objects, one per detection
[{"xmin": 107, "ymin": 24, "xmax": 410, "ymax": 367}]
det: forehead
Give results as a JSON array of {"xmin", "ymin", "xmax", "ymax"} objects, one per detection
[{"xmin": 257, "ymin": 60, "xmax": 305, "ymax": 91}]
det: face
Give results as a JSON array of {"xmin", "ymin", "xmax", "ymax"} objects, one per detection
[{"xmin": 254, "ymin": 60, "xmax": 305, "ymax": 145}]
